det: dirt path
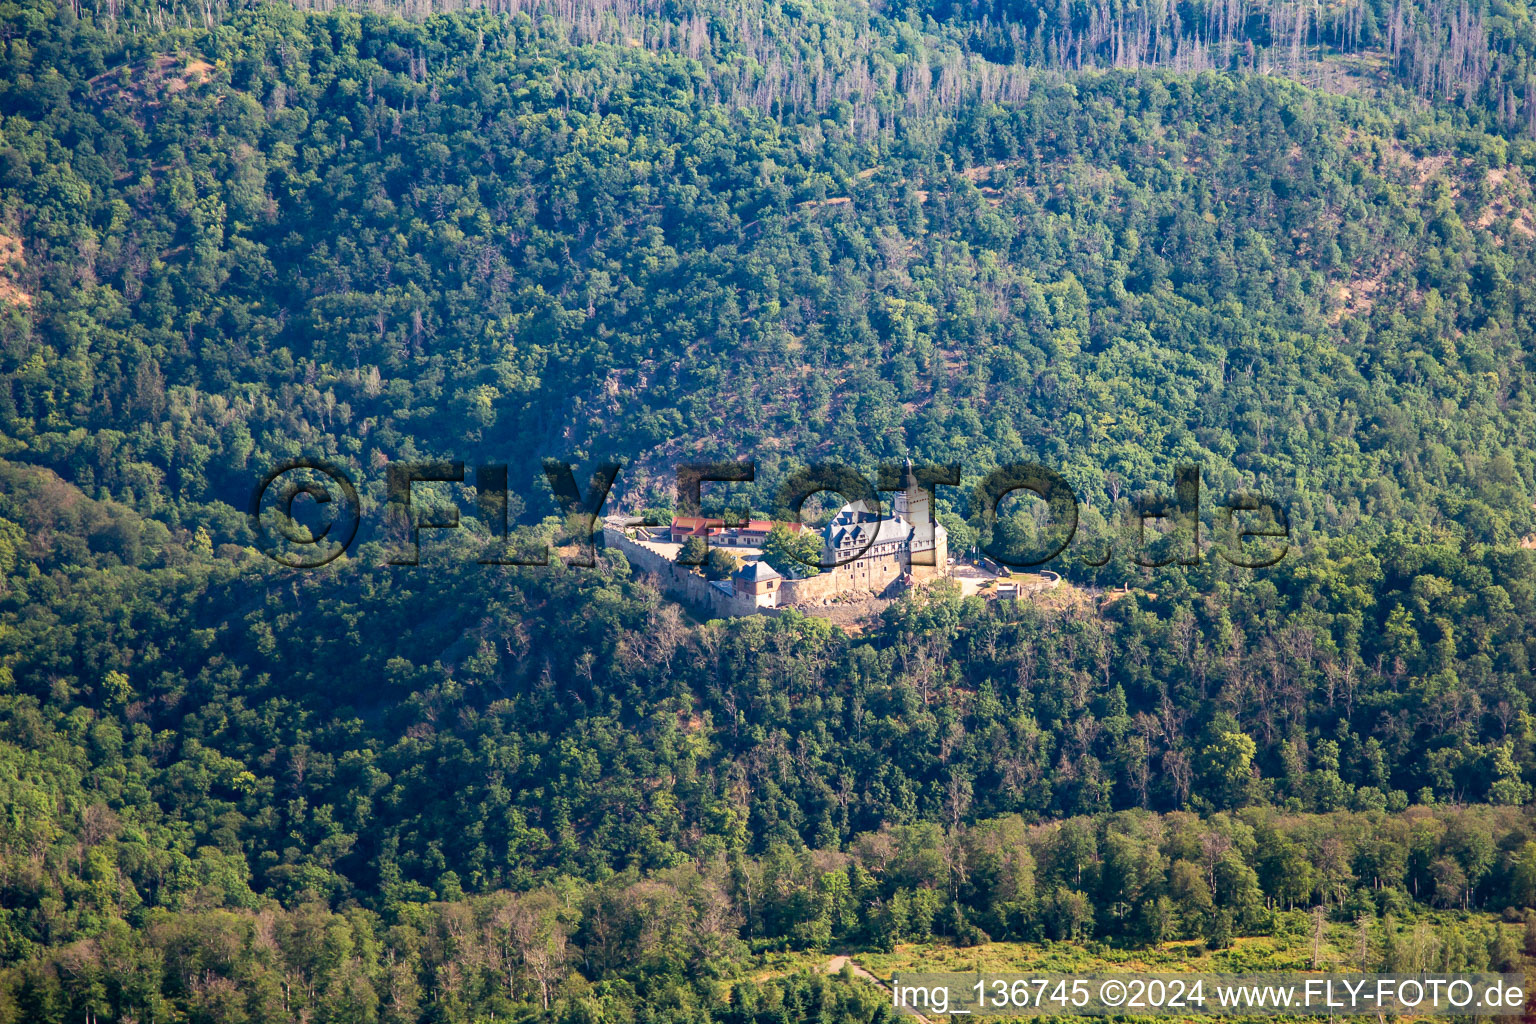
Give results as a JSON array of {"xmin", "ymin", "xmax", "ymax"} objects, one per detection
[{"xmin": 825, "ymin": 956, "xmax": 934, "ymax": 1023}]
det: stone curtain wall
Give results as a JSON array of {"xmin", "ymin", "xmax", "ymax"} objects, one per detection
[
  {"xmin": 602, "ymin": 527, "xmax": 766, "ymax": 617},
  {"xmin": 777, "ymin": 570, "xmax": 893, "ymax": 619},
  {"xmin": 602, "ymin": 527, "xmax": 895, "ymax": 623}
]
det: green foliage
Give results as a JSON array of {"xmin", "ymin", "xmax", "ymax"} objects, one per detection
[
  {"xmin": 5, "ymin": 0, "xmax": 1536, "ymax": 1017},
  {"xmin": 761, "ymin": 524, "xmax": 823, "ymax": 578},
  {"xmin": 677, "ymin": 535, "xmax": 710, "ymax": 567},
  {"xmin": 706, "ymin": 546, "xmax": 742, "ymax": 580}
]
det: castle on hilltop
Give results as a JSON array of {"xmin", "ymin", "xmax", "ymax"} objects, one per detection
[{"xmin": 604, "ymin": 465, "xmax": 950, "ymax": 619}]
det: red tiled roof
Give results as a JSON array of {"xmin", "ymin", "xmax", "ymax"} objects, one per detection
[
  {"xmin": 738, "ymin": 520, "xmax": 806, "ymax": 533},
  {"xmin": 670, "ymin": 517, "xmax": 806, "ymax": 535},
  {"xmin": 671, "ymin": 517, "xmax": 723, "ymax": 534}
]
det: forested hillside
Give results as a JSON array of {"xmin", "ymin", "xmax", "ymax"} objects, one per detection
[{"xmin": 10, "ymin": 0, "xmax": 1536, "ymax": 1019}]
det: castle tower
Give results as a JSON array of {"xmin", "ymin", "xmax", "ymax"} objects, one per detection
[
  {"xmin": 733, "ymin": 560, "xmax": 782, "ymax": 604},
  {"xmin": 898, "ymin": 457, "xmax": 947, "ymax": 577},
  {"xmin": 892, "ymin": 456, "xmax": 913, "ymax": 521}
]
